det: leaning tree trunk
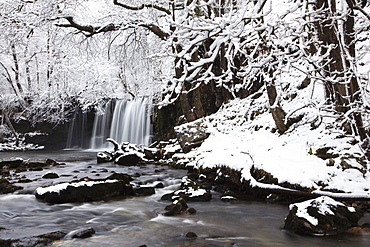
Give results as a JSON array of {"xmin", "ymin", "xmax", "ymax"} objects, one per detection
[
  {"xmin": 265, "ymin": 64, "xmax": 288, "ymax": 133},
  {"xmin": 315, "ymin": 0, "xmax": 367, "ymax": 140},
  {"xmin": 343, "ymin": 1, "xmax": 367, "ymax": 141}
]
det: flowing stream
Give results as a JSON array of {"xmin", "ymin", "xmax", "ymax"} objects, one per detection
[{"xmin": 1, "ymin": 151, "xmax": 370, "ymax": 247}]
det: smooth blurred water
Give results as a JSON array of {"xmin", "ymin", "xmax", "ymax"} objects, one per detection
[{"xmin": 1, "ymin": 151, "xmax": 370, "ymax": 247}]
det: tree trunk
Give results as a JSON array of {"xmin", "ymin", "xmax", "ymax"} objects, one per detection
[
  {"xmin": 315, "ymin": 0, "xmax": 348, "ymax": 110},
  {"xmin": 264, "ymin": 58, "xmax": 287, "ymax": 133},
  {"xmin": 315, "ymin": 0, "xmax": 367, "ymax": 140},
  {"xmin": 266, "ymin": 79, "xmax": 288, "ymax": 133},
  {"xmin": 11, "ymin": 43, "xmax": 23, "ymax": 95},
  {"xmin": 343, "ymin": 3, "xmax": 367, "ymax": 141}
]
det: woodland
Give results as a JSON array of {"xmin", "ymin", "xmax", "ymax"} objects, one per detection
[
  {"xmin": 0, "ymin": 0, "xmax": 369, "ymax": 144},
  {"xmin": 1, "ymin": 0, "xmax": 370, "ymax": 184},
  {"xmin": 1, "ymin": 1, "xmax": 370, "ymax": 244}
]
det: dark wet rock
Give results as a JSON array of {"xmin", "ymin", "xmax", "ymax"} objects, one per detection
[
  {"xmin": 221, "ymin": 195, "xmax": 238, "ymax": 202},
  {"xmin": 221, "ymin": 190, "xmax": 238, "ymax": 202},
  {"xmin": 164, "ymin": 197, "xmax": 189, "ymax": 216},
  {"xmin": 29, "ymin": 166, "xmax": 43, "ymax": 171},
  {"xmin": 155, "ymin": 182, "xmax": 164, "ymax": 188},
  {"xmin": 17, "ymin": 178, "xmax": 33, "ymax": 183},
  {"xmin": 361, "ymin": 223, "xmax": 370, "ymax": 228},
  {"xmin": 161, "ymin": 193, "xmax": 173, "ymax": 201},
  {"xmin": 45, "ymin": 159, "xmax": 57, "ymax": 166},
  {"xmin": 284, "ymin": 196, "xmax": 363, "ymax": 235},
  {"xmin": 0, "ymin": 178, "xmax": 23, "ymax": 194},
  {"xmin": 97, "ymin": 151, "xmax": 114, "ymax": 163},
  {"xmin": 27, "ymin": 161, "xmax": 48, "ymax": 168},
  {"xmin": 0, "ymin": 157, "xmax": 24, "ymax": 169},
  {"xmin": 106, "ymin": 173, "xmax": 132, "ymax": 183},
  {"xmin": 134, "ymin": 186, "xmax": 155, "ymax": 196},
  {"xmin": 144, "ymin": 147, "xmax": 158, "ymax": 160},
  {"xmin": 0, "ymin": 239, "xmax": 11, "ymax": 247},
  {"xmin": 186, "ymin": 207, "xmax": 197, "ymax": 214},
  {"xmin": 65, "ymin": 227, "xmax": 95, "ymax": 239},
  {"xmin": 174, "ymin": 119, "xmax": 210, "ymax": 153},
  {"xmin": 15, "ymin": 167, "xmax": 28, "ymax": 173},
  {"xmin": 35, "ymin": 179, "xmax": 134, "ymax": 204},
  {"xmin": 115, "ymin": 153, "xmax": 141, "ymax": 166},
  {"xmin": 0, "ymin": 230, "xmax": 66, "ymax": 247},
  {"xmin": 42, "ymin": 172, "xmax": 59, "ymax": 179},
  {"xmin": 185, "ymin": 232, "xmax": 198, "ymax": 239}
]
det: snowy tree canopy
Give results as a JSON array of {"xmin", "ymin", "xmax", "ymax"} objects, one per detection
[{"xmin": 1, "ymin": 0, "xmax": 370, "ymax": 149}]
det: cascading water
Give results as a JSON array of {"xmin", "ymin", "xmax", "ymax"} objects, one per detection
[
  {"xmin": 90, "ymin": 101, "xmax": 116, "ymax": 149},
  {"xmin": 90, "ymin": 97, "xmax": 152, "ymax": 149},
  {"xmin": 65, "ymin": 108, "xmax": 90, "ymax": 149}
]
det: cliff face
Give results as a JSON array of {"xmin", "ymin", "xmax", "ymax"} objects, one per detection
[{"xmin": 153, "ymin": 80, "xmax": 256, "ymax": 141}]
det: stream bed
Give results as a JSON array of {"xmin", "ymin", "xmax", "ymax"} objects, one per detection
[{"xmin": 1, "ymin": 150, "xmax": 370, "ymax": 247}]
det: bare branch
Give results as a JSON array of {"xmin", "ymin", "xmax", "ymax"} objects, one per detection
[
  {"xmin": 55, "ymin": 16, "xmax": 169, "ymax": 40},
  {"xmin": 113, "ymin": 0, "xmax": 171, "ymax": 15},
  {"xmin": 139, "ymin": 23, "xmax": 169, "ymax": 40},
  {"xmin": 346, "ymin": 0, "xmax": 370, "ymax": 20},
  {"xmin": 55, "ymin": 17, "xmax": 120, "ymax": 37}
]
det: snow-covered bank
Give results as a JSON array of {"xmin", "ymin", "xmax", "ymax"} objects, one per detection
[
  {"xmin": 173, "ymin": 93, "xmax": 370, "ymax": 198},
  {"xmin": 0, "ymin": 138, "xmax": 44, "ymax": 152}
]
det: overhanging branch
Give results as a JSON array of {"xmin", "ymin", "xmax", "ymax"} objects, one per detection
[
  {"xmin": 139, "ymin": 23, "xmax": 169, "ymax": 40},
  {"xmin": 55, "ymin": 16, "xmax": 169, "ymax": 40},
  {"xmin": 113, "ymin": 0, "xmax": 171, "ymax": 15},
  {"xmin": 55, "ymin": 17, "xmax": 120, "ymax": 36}
]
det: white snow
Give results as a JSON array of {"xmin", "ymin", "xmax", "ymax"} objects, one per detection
[
  {"xmin": 174, "ymin": 69, "xmax": 370, "ymax": 197},
  {"xmin": 35, "ymin": 179, "xmax": 118, "ymax": 195}
]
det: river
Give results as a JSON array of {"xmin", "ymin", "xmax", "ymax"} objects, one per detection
[{"xmin": 1, "ymin": 150, "xmax": 370, "ymax": 246}]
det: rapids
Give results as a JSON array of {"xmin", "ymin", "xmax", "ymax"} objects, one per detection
[{"xmin": 1, "ymin": 151, "xmax": 370, "ymax": 246}]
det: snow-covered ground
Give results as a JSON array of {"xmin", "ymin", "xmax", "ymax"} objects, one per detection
[{"xmin": 172, "ymin": 76, "xmax": 370, "ymax": 197}]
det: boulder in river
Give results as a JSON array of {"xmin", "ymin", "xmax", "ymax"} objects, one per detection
[
  {"xmin": 164, "ymin": 197, "xmax": 191, "ymax": 216},
  {"xmin": 0, "ymin": 230, "xmax": 66, "ymax": 247},
  {"xmin": 174, "ymin": 118, "xmax": 210, "ymax": 153},
  {"xmin": 161, "ymin": 176, "xmax": 212, "ymax": 202},
  {"xmin": 284, "ymin": 196, "xmax": 363, "ymax": 235},
  {"xmin": 0, "ymin": 178, "xmax": 23, "ymax": 194},
  {"xmin": 106, "ymin": 172, "xmax": 132, "ymax": 184},
  {"xmin": 115, "ymin": 153, "xmax": 142, "ymax": 166},
  {"xmin": 0, "ymin": 157, "xmax": 24, "ymax": 168},
  {"xmin": 134, "ymin": 186, "xmax": 155, "ymax": 196},
  {"xmin": 97, "ymin": 151, "xmax": 114, "ymax": 163},
  {"xmin": 65, "ymin": 227, "xmax": 95, "ymax": 239},
  {"xmin": 42, "ymin": 172, "xmax": 59, "ymax": 179},
  {"xmin": 35, "ymin": 179, "xmax": 134, "ymax": 204}
]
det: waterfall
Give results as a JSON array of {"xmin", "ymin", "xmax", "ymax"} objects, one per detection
[
  {"xmin": 90, "ymin": 101, "xmax": 116, "ymax": 149},
  {"xmin": 90, "ymin": 97, "xmax": 152, "ymax": 149},
  {"xmin": 65, "ymin": 108, "xmax": 90, "ymax": 149}
]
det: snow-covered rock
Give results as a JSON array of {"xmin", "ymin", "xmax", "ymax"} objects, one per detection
[
  {"xmin": 161, "ymin": 176, "xmax": 212, "ymax": 202},
  {"xmin": 284, "ymin": 196, "xmax": 363, "ymax": 235},
  {"xmin": 35, "ymin": 179, "xmax": 134, "ymax": 204},
  {"xmin": 175, "ymin": 118, "xmax": 210, "ymax": 153}
]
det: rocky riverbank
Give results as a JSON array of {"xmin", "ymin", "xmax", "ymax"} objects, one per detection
[{"xmin": 1, "ymin": 140, "xmax": 370, "ymax": 246}]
